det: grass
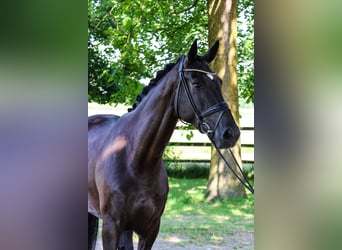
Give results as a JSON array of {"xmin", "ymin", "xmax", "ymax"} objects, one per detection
[{"xmin": 158, "ymin": 178, "xmax": 254, "ymax": 246}]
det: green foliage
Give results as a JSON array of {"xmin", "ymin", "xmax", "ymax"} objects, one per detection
[
  {"xmin": 242, "ymin": 163, "xmax": 254, "ymax": 179},
  {"xmin": 165, "ymin": 163, "xmax": 210, "ymax": 178},
  {"xmin": 88, "ymin": 0, "xmax": 208, "ymax": 104},
  {"xmin": 163, "ymin": 146, "xmax": 181, "ymax": 163},
  {"xmin": 88, "ymin": 0, "xmax": 255, "ymax": 105},
  {"xmin": 178, "ymin": 124, "xmax": 195, "ymax": 140},
  {"xmin": 238, "ymin": 0, "xmax": 254, "ymax": 104},
  {"xmin": 165, "ymin": 162, "xmax": 254, "ymax": 180}
]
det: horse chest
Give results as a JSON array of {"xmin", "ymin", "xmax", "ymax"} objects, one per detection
[
  {"xmin": 130, "ymin": 189, "xmax": 162, "ymax": 214},
  {"xmin": 132, "ymin": 191, "xmax": 152, "ymax": 208},
  {"xmin": 127, "ymin": 189, "xmax": 165, "ymax": 232}
]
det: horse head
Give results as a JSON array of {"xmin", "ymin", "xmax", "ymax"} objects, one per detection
[{"xmin": 175, "ymin": 40, "xmax": 240, "ymax": 149}]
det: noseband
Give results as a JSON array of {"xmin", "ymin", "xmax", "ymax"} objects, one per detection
[{"xmin": 175, "ymin": 56, "xmax": 230, "ymax": 137}]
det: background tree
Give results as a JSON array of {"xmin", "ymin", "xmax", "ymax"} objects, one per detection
[{"xmin": 206, "ymin": 0, "xmax": 247, "ymax": 200}]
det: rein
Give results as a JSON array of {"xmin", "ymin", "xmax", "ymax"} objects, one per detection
[
  {"xmin": 176, "ymin": 56, "xmax": 254, "ymax": 195},
  {"xmin": 210, "ymin": 138, "xmax": 255, "ymax": 194}
]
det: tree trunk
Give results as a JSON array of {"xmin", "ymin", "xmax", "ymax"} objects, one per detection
[{"xmin": 206, "ymin": 0, "xmax": 247, "ymax": 200}]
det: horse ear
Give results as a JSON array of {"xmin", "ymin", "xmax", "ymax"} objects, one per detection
[
  {"xmin": 203, "ymin": 40, "xmax": 219, "ymax": 63},
  {"xmin": 187, "ymin": 39, "xmax": 198, "ymax": 62}
]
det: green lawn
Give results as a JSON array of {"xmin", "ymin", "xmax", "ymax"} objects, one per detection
[{"xmin": 159, "ymin": 178, "xmax": 254, "ymax": 245}]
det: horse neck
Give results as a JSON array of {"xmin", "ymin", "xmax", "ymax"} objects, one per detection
[{"xmin": 128, "ymin": 67, "xmax": 179, "ymax": 171}]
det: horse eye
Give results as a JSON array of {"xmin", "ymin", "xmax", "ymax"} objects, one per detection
[{"xmin": 193, "ymin": 82, "xmax": 201, "ymax": 89}]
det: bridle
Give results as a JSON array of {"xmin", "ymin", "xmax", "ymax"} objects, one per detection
[
  {"xmin": 175, "ymin": 56, "xmax": 230, "ymax": 138},
  {"xmin": 175, "ymin": 56, "xmax": 255, "ymax": 194}
]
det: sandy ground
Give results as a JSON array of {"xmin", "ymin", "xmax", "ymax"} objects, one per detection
[{"xmin": 95, "ymin": 231, "xmax": 254, "ymax": 250}]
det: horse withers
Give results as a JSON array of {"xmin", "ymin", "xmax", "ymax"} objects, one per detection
[{"xmin": 88, "ymin": 40, "xmax": 240, "ymax": 250}]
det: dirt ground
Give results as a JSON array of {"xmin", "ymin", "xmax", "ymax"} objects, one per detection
[{"xmin": 95, "ymin": 231, "xmax": 254, "ymax": 250}]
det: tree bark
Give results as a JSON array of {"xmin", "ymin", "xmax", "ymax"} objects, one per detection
[{"xmin": 206, "ymin": 0, "xmax": 247, "ymax": 200}]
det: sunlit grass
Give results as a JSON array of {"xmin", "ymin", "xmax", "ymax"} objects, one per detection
[{"xmin": 159, "ymin": 178, "xmax": 254, "ymax": 245}]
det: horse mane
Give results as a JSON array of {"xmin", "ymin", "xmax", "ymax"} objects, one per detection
[{"xmin": 128, "ymin": 58, "xmax": 181, "ymax": 112}]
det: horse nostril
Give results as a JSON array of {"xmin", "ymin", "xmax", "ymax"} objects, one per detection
[
  {"xmin": 223, "ymin": 128, "xmax": 240, "ymax": 140},
  {"xmin": 223, "ymin": 128, "xmax": 233, "ymax": 139}
]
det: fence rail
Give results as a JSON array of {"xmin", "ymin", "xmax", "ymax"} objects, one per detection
[
  {"xmin": 88, "ymin": 103, "xmax": 254, "ymax": 164},
  {"xmin": 165, "ymin": 125, "xmax": 254, "ymax": 164}
]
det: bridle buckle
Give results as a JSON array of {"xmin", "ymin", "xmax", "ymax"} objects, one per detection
[{"xmin": 199, "ymin": 122, "xmax": 213, "ymax": 136}]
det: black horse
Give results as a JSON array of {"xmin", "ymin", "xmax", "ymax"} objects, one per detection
[{"xmin": 88, "ymin": 40, "xmax": 240, "ymax": 250}]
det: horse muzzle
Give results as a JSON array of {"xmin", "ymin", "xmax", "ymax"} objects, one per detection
[{"xmin": 214, "ymin": 126, "xmax": 240, "ymax": 149}]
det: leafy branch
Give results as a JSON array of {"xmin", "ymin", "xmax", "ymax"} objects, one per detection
[{"xmin": 171, "ymin": 0, "xmax": 199, "ymax": 14}]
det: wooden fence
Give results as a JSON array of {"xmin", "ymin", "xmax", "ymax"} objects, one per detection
[
  {"xmin": 165, "ymin": 124, "xmax": 254, "ymax": 165},
  {"xmin": 88, "ymin": 103, "xmax": 254, "ymax": 165}
]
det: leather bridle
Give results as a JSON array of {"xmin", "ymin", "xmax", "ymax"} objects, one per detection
[
  {"xmin": 174, "ymin": 56, "xmax": 255, "ymax": 194},
  {"xmin": 175, "ymin": 56, "xmax": 230, "ymax": 138}
]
